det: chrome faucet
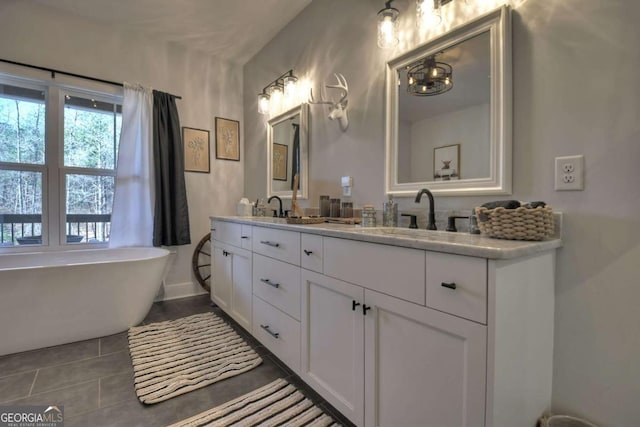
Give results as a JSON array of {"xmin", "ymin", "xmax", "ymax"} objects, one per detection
[
  {"xmin": 267, "ymin": 195, "xmax": 284, "ymax": 218},
  {"xmin": 415, "ymin": 189, "xmax": 437, "ymax": 230}
]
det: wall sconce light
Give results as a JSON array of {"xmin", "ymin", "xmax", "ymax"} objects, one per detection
[
  {"xmin": 406, "ymin": 54, "xmax": 453, "ymax": 96},
  {"xmin": 257, "ymin": 69, "xmax": 298, "ymax": 115},
  {"xmin": 417, "ymin": 0, "xmax": 454, "ymax": 30},
  {"xmin": 377, "ymin": 0, "xmax": 400, "ymax": 49}
]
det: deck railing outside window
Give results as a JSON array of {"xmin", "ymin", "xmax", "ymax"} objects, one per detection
[{"xmin": 0, "ymin": 213, "xmax": 111, "ymax": 246}]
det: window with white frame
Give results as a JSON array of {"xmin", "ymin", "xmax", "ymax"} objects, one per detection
[{"xmin": 0, "ymin": 75, "xmax": 122, "ymax": 248}]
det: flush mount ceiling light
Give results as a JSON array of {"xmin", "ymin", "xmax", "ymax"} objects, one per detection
[
  {"xmin": 257, "ymin": 70, "xmax": 298, "ymax": 115},
  {"xmin": 377, "ymin": 0, "xmax": 400, "ymax": 49},
  {"xmin": 406, "ymin": 54, "xmax": 453, "ymax": 96}
]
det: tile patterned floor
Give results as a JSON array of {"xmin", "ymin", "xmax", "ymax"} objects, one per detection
[{"xmin": 0, "ymin": 295, "xmax": 355, "ymax": 427}]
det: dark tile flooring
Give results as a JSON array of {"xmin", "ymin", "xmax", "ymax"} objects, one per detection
[{"xmin": 0, "ymin": 295, "xmax": 355, "ymax": 427}]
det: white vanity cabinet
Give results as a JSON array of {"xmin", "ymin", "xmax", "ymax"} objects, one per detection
[
  {"xmin": 250, "ymin": 226, "xmax": 303, "ymax": 374},
  {"xmin": 301, "ymin": 270, "xmax": 365, "ymax": 426},
  {"xmin": 363, "ymin": 289, "xmax": 487, "ymax": 427},
  {"xmin": 210, "ymin": 221, "xmax": 253, "ymax": 331},
  {"xmin": 210, "ymin": 217, "xmax": 558, "ymax": 427},
  {"xmin": 302, "ymin": 238, "xmax": 487, "ymax": 427}
]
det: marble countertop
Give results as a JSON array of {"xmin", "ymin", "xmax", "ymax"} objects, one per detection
[{"xmin": 210, "ymin": 216, "xmax": 562, "ymax": 260}]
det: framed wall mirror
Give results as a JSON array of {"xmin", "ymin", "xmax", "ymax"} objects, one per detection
[
  {"xmin": 267, "ymin": 103, "xmax": 309, "ymax": 199},
  {"xmin": 385, "ymin": 6, "xmax": 511, "ymax": 196}
]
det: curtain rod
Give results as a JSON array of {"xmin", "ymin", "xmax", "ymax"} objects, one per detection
[{"xmin": 0, "ymin": 58, "xmax": 182, "ymax": 100}]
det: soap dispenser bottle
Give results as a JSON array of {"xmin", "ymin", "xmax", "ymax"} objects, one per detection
[
  {"xmin": 469, "ymin": 208, "xmax": 481, "ymax": 234},
  {"xmin": 383, "ymin": 195, "xmax": 398, "ymax": 227}
]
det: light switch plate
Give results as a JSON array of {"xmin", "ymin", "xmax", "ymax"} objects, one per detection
[{"xmin": 555, "ymin": 155, "xmax": 584, "ymax": 191}]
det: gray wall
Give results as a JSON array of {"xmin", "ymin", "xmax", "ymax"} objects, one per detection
[
  {"xmin": 243, "ymin": 0, "xmax": 640, "ymax": 425},
  {"xmin": 0, "ymin": 0, "xmax": 245, "ymax": 296}
]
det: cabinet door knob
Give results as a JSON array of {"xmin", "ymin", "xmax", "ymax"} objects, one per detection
[
  {"xmin": 441, "ymin": 282, "xmax": 457, "ymax": 290},
  {"xmin": 304, "ymin": 250, "xmax": 313, "ymax": 256},
  {"xmin": 260, "ymin": 324, "xmax": 280, "ymax": 339},
  {"xmin": 363, "ymin": 304, "xmax": 371, "ymax": 315},
  {"xmin": 260, "ymin": 240, "xmax": 280, "ymax": 248},
  {"xmin": 260, "ymin": 278, "xmax": 280, "ymax": 289},
  {"xmin": 352, "ymin": 300, "xmax": 361, "ymax": 311}
]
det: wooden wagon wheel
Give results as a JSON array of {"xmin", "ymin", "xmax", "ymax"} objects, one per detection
[{"xmin": 192, "ymin": 233, "xmax": 212, "ymax": 293}]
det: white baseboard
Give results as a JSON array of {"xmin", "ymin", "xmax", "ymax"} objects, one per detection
[{"xmin": 155, "ymin": 281, "xmax": 208, "ymax": 302}]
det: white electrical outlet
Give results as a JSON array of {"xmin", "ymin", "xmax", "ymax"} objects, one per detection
[
  {"xmin": 341, "ymin": 176, "xmax": 352, "ymax": 196},
  {"xmin": 555, "ymin": 155, "xmax": 584, "ymax": 191}
]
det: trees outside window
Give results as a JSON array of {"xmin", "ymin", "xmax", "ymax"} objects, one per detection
[{"xmin": 0, "ymin": 77, "xmax": 121, "ymax": 247}]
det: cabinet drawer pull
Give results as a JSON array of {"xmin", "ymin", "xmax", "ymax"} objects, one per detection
[
  {"xmin": 260, "ymin": 324, "xmax": 280, "ymax": 339},
  {"xmin": 222, "ymin": 250, "xmax": 230, "ymax": 257},
  {"xmin": 441, "ymin": 282, "xmax": 457, "ymax": 290},
  {"xmin": 260, "ymin": 240, "xmax": 280, "ymax": 248},
  {"xmin": 363, "ymin": 304, "xmax": 371, "ymax": 315},
  {"xmin": 303, "ymin": 250, "xmax": 313, "ymax": 256},
  {"xmin": 352, "ymin": 300, "xmax": 361, "ymax": 311},
  {"xmin": 260, "ymin": 278, "xmax": 280, "ymax": 289},
  {"xmin": 241, "ymin": 235, "xmax": 249, "ymax": 239}
]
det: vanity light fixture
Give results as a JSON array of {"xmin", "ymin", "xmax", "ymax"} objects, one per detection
[
  {"xmin": 406, "ymin": 54, "xmax": 453, "ymax": 96},
  {"xmin": 377, "ymin": 0, "xmax": 400, "ymax": 49},
  {"xmin": 416, "ymin": 0, "xmax": 454, "ymax": 30},
  {"xmin": 257, "ymin": 69, "xmax": 298, "ymax": 115}
]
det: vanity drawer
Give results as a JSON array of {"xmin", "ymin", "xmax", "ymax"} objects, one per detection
[
  {"xmin": 252, "ymin": 227, "xmax": 300, "ymax": 265},
  {"xmin": 240, "ymin": 225, "xmax": 252, "ymax": 250},
  {"xmin": 252, "ymin": 295, "xmax": 301, "ymax": 374},
  {"xmin": 425, "ymin": 252, "xmax": 487, "ymax": 324},
  {"xmin": 211, "ymin": 220, "xmax": 242, "ymax": 247},
  {"xmin": 323, "ymin": 237, "xmax": 425, "ymax": 305},
  {"xmin": 301, "ymin": 233, "xmax": 323, "ymax": 273},
  {"xmin": 253, "ymin": 254, "xmax": 301, "ymax": 320}
]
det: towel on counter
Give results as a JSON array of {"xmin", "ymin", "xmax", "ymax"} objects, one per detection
[{"xmin": 481, "ymin": 200, "xmax": 547, "ymax": 210}]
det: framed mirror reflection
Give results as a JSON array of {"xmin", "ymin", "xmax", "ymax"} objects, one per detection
[
  {"xmin": 385, "ymin": 6, "xmax": 512, "ymax": 196},
  {"xmin": 267, "ymin": 103, "xmax": 309, "ymax": 199}
]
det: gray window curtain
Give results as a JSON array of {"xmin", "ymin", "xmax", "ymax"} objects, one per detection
[{"xmin": 152, "ymin": 90, "xmax": 191, "ymax": 246}]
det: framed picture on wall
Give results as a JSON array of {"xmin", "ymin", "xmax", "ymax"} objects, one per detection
[
  {"xmin": 215, "ymin": 117, "xmax": 240, "ymax": 161},
  {"xmin": 433, "ymin": 144, "xmax": 460, "ymax": 181},
  {"xmin": 272, "ymin": 143, "xmax": 288, "ymax": 181},
  {"xmin": 182, "ymin": 127, "xmax": 210, "ymax": 173}
]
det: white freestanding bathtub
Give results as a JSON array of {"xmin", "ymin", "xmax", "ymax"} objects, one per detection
[{"xmin": 0, "ymin": 247, "xmax": 170, "ymax": 356}]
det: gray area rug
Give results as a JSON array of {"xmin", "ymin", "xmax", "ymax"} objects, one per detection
[
  {"xmin": 128, "ymin": 312, "xmax": 262, "ymax": 404},
  {"xmin": 168, "ymin": 378, "xmax": 341, "ymax": 427}
]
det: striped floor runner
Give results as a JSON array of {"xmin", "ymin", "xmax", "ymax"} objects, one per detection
[
  {"xmin": 128, "ymin": 312, "xmax": 263, "ymax": 404},
  {"xmin": 168, "ymin": 378, "xmax": 342, "ymax": 427}
]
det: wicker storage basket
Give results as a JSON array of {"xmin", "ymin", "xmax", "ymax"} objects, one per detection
[
  {"xmin": 286, "ymin": 216, "xmax": 325, "ymax": 224},
  {"xmin": 475, "ymin": 205, "xmax": 554, "ymax": 241}
]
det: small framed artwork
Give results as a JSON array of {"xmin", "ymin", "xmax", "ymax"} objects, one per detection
[
  {"xmin": 215, "ymin": 117, "xmax": 240, "ymax": 161},
  {"xmin": 182, "ymin": 127, "xmax": 210, "ymax": 173},
  {"xmin": 272, "ymin": 143, "xmax": 288, "ymax": 181},
  {"xmin": 433, "ymin": 144, "xmax": 460, "ymax": 181}
]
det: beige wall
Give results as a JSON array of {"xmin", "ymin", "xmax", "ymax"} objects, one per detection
[
  {"xmin": 243, "ymin": 0, "xmax": 640, "ymax": 425},
  {"xmin": 0, "ymin": 0, "xmax": 244, "ymax": 296}
]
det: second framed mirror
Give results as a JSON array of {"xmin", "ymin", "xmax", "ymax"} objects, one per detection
[{"xmin": 267, "ymin": 103, "xmax": 309, "ymax": 199}]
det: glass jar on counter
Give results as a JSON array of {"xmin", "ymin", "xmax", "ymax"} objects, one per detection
[
  {"xmin": 341, "ymin": 201, "xmax": 353, "ymax": 218},
  {"xmin": 330, "ymin": 198, "xmax": 341, "ymax": 218},
  {"xmin": 361, "ymin": 205, "xmax": 377, "ymax": 227},
  {"xmin": 319, "ymin": 195, "xmax": 330, "ymax": 217}
]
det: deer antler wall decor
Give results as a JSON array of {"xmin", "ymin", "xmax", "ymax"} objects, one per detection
[{"xmin": 309, "ymin": 73, "xmax": 349, "ymax": 131}]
